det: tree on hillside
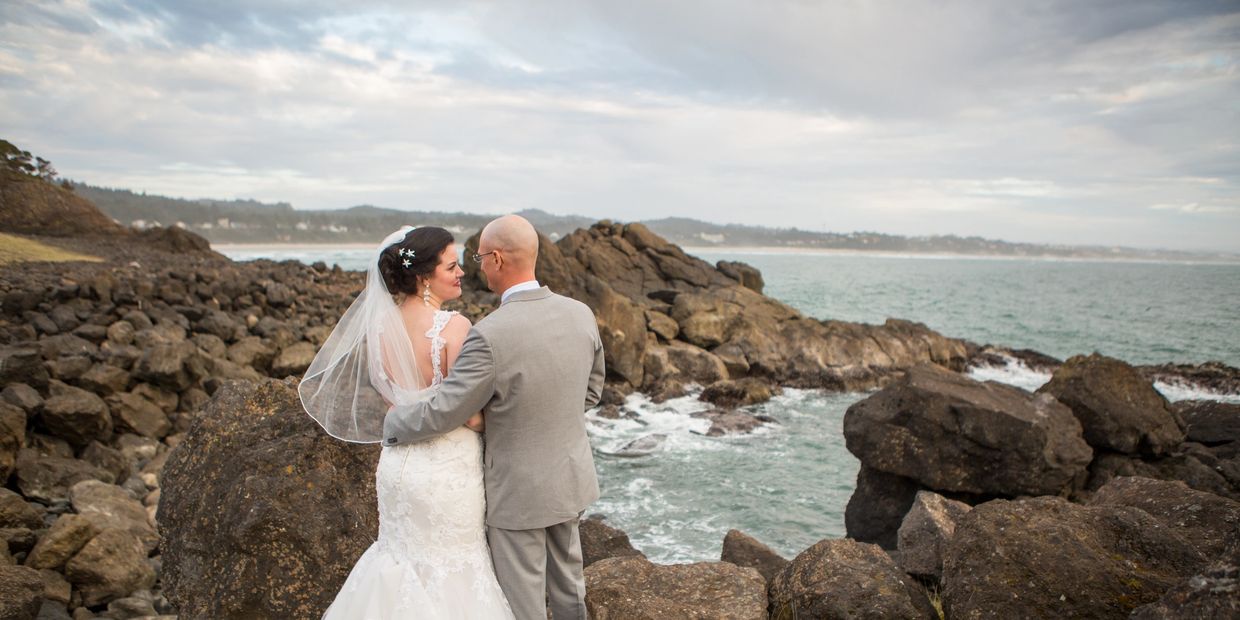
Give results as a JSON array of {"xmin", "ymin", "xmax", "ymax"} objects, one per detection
[
  {"xmin": 36, "ymin": 156, "xmax": 57, "ymax": 180},
  {"xmin": 1, "ymin": 139, "xmax": 36, "ymax": 175}
]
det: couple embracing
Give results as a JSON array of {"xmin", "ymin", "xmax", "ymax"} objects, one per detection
[{"xmin": 300, "ymin": 215, "xmax": 604, "ymax": 619}]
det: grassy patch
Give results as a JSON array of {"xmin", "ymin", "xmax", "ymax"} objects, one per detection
[{"xmin": 0, "ymin": 232, "xmax": 102, "ymax": 265}]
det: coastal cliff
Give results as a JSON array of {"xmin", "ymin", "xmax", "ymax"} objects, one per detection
[{"xmin": 1, "ymin": 182, "xmax": 1237, "ymax": 618}]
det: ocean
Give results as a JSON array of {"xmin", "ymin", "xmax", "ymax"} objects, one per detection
[{"xmin": 216, "ymin": 244, "xmax": 1240, "ymax": 562}]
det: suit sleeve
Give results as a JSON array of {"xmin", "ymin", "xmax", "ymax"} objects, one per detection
[
  {"xmin": 584, "ymin": 323, "xmax": 606, "ymax": 410},
  {"xmin": 383, "ymin": 328, "xmax": 496, "ymax": 445}
]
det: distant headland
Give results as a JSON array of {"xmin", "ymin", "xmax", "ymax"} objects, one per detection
[{"xmin": 71, "ymin": 182, "xmax": 1239, "ymax": 263}]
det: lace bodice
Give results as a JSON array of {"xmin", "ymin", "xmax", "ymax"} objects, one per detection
[{"xmin": 425, "ymin": 309, "xmax": 458, "ymax": 389}]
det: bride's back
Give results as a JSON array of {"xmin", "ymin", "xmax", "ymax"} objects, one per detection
[{"xmin": 398, "ymin": 303, "xmax": 449, "ymax": 388}]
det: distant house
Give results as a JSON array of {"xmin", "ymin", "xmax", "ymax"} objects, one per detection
[{"xmin": 698, "ymin": 232, "xmax": 725, "ymax": 243}]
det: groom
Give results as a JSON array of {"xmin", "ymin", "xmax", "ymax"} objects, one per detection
[{"xmin": 384, "ymin": 214, "xmax": 604, "ymax": 620}]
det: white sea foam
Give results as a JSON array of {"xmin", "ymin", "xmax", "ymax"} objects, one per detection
[
  {"xmin": 971, "ymin": 357, "xmax": 1240, "ymax": 403},
  {"xmin": 967, "ymin": 358, "xmax": 1053, "ymax": 392},
  {"xmin": 1153, "ymin": 380, "xmax": 1240, "ymax": 404}
]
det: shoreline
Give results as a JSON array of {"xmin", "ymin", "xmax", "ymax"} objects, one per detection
[{"xmin": 211, "ymin": 242, "xmax": 1240, "ymax": 266}]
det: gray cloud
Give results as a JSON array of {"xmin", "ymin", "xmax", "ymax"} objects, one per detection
[{"xmin": 0, "ymin": 0, "xmax": 1237, "ymax": 251}]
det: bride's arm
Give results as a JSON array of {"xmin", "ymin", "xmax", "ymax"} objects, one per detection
[{"xmin": 442, "ymin": 315, "xmax": 485, "ymax": 432}]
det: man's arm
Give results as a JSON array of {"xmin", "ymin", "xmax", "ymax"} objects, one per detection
[
  {"xmin": 584, "ymin": 326, "xmax": 605, "ymax": 410},
  {"xmin": 383, "ymin": 328, "xmax": 496, "ymax": 445}
]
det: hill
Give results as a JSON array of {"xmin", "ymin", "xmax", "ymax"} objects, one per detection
[
  {"xmin": 0, "ymin": 170, "xmax": 123, "ymax": 237},
  {"xmin": 67, "ymin": 181, "xmax": 1238, "ymax": 262}
]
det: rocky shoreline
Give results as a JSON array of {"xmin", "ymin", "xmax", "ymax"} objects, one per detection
[{"xmin": 2, "ymin": 185, "xmax": 1238, "ymax": 618}]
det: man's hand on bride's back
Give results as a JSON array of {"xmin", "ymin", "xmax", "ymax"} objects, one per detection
[{"xmin": 464, "ymin": 412, "xmax": 485, "ymax": 432}]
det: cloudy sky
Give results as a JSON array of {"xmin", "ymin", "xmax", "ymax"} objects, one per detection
[{"xmin": 2, "ymin": 1, "xmax": 1238, "ymax": 251}]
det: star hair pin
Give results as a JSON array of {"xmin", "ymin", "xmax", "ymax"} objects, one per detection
[{"xmin": 398, "ymin": 247, "xmax": 416, "ymax": 268}]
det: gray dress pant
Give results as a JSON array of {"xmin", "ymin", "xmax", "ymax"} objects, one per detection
[{"xmin": 488, "ymin": 518, "xmax": 588, "ymax": 620}]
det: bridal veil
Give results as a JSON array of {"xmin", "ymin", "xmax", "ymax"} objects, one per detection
[{"xmin": 299, "ymin": 226, "xmax": 430, "ymax": 443}]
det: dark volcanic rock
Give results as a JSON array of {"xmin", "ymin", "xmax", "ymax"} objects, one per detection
[
  {"xmin": 25, "ymin": 514, "xmax": 100, "ymax": 570},
  {"xmin": 0, "ymin": 564, "xmax": 43, "ymax": 620},
  {"xmin": 0, "ymin": 403, "xmax": 24, "ymax": 484},
  {"xmin": 63, "ymin": 528, "xmax": 155, "ymax": 607},
  {"xmin": 845, "ymin": 364, "xmax": 1093, "ymax": 496},
  {"xmin": 1140, "ymin": 360, "xmax": 1240, "ymax": 396},
  {"xmin": 1089, "ymin": 476, "xmax": 1240, "ymax": 560},
  {"xmin": 690, "ymin": 409, "xmax": 775, "ymax": 437},
  {"xmin": 1130, "ymin": 558, "xmax": 1240, "ymax": 619},
  {"xmin": 159, "ymin": 378, "xmax": 380, "ymax": 620},
  {"xmin": 1038, "ymin": 353, "xmax": 1184, "ymax": 456},
  {"xmin": 715, "ymin": 260, "xmax": 764, "ymax": 293},
  {"xmin": 15, "ymin": 450, "xmax": 113, "ymax": 503},
  {"xmin": 896, "ymin": 490, "xmax": 972, "ymax": 581},
  {"xmin": 105, "ymin": 391, "xmax": 171, "ymax": 439},
  {"xmin": 580, "ymin": 516, "xmax": 644, "ymax": 568},
  {"xmin": 942, "ymin": 496, "xmax": 1207, "ymax": 619},
  {"xmin": 1173, "ymin": 399, "xmax": 1240, "ymax": 445},
  {"xmin": 0, "ymin": 488, "xmax": 41, "ymax": 530},
  {"xmin": 720, "ymin": 529, "xmax": 788, "ymax": 583},
  {"xmin": 70, "ymin": 479, "xmax": 158, "ymax": 553},
  {"xmin": 0, "ymin": 347, "xmax": 48, "ymax": 390},
  {"xmin": 845, "ymin": 466, "xmax": 922, "ymax": 550},
  {"xmin": 39, "ymin": 381, "xmax": 112, "ymax": 448},
  {"xmin": 698, "ymin": 378, "xmax": 780, "ymax": 409},
  {"xmin": 768, "ymin": 538, "xmax": 936, "ymax": 620},
  {"xmin": 1087, "ymin": 450, "xmax": 1238, "ymax": 501},
  {"xmin": 584, "ymin": 555, "xmax": 767, "ymax": 620}
]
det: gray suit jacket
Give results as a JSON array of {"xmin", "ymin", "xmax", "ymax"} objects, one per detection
[{"xmin": 383, "ymin": 286, "xmax": 604, "ymax": 530}]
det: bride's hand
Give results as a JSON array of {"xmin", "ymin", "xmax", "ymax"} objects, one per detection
[{"xmin": 464, "ymin": 412, "xmax": 485, "ymax": 432}]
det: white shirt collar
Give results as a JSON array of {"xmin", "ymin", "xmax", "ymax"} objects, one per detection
[{"xmin": 501, "ymin": 280, "xmax": 541, "ymax": 304}]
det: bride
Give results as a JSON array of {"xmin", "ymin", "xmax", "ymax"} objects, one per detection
[{"xmin": 299, "ymin": 226, "xmax": 514, "ymax": 619}]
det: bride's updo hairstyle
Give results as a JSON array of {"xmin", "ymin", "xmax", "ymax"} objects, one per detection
[{"xmin": 378, "ymin": 226, "xmax": 455, "ymax": 296}]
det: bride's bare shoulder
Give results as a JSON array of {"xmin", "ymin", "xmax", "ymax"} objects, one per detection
[{"xmin": 440, "ymin": 312, "xmax": 472, "ymax": 343}]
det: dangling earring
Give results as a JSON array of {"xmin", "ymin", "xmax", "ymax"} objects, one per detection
[{"xmin": 423, "ymin": 284, "xmax": 432, "ymax": 307}]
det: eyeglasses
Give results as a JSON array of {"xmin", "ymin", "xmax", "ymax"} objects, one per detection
[{"xmin": 471, "ymin": 250, "xmax": 497, "ymax": 263}]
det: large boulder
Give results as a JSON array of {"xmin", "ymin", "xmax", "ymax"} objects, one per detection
[
  {"xmin": 720, "ymin": 529, "xmax": 788, "ymax": 583},
  {"xmin": 844, "ymin": 466, "xmax": 921, "ymax": 550},
  {"xmin": 580, "ymin": 516, "xmax": 644, "ymax": 568},
  {"xmin": 942, "ymin": 496, "xmax": 1207, "ymax": 619},
  {"xmin": 584, "ymin": 556, "xmax": 767, "ymax": 620},
  {"xmin": 896, "ymin": 490, "xmax": 972, "ymax": 581},
  {"xmin": 1088, "ymin": 476, "xmax": 1240, "ymax": 560},
  {"xmin": 1173, "ymin": 400, "xmax": 1240, "ymax": 445},
  {"xmin": 1037, "ymin": 353, "xmax": 1184, "ymax": 456},
  {"xmin": 159, "ymin": 378, "xmax": 380, "ymax": 620},
  {"xmin": 768, "ymin": 538, "xmax": 936, "ymax": 619},
  {"xmin": 1087, "ymin": 451, "xmax": 1237, "ymax": 501},
  {"xmin": 845, "ymin": 364, "xmax": 1093, "ymax": 496}
]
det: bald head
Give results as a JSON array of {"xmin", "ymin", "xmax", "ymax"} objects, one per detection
[{"xmin": 481, "ymin": 214, "xmax": 539, "ymax": 269}]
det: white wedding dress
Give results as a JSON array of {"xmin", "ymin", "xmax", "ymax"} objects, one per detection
[{"xmin": 323, "ymin": 310, "xmax": 515, "ymax": 620}]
